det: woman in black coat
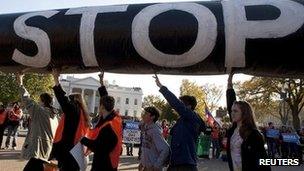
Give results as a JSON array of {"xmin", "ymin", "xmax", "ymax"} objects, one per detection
[
  {"xmin": 50, "ymin": 69, "xmax": 90, "ymax": 171},
  {"xmin": 226, "ymin": 73, "xmax": 271, "ymax": 171}
]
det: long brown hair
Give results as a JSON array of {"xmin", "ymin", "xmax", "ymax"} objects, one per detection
[
  {"xmin": 233, "ymin": 101, "xmax": 257, "ymax": 140},
  {"xmin": 69, "ymin": 93, "xmax": 90, "ymax": 128}
]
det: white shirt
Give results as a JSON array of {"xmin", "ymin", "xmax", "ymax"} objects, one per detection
[{"xmin": 230, "ymin": 126, "xmax": 243, "ymax": 171}]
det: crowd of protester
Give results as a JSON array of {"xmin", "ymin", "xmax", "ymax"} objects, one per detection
[
  {"xmin": 259, "ymin": 122, "xmax": 304, "ymax": 161},
  {"xmin": 0, "ymin": 71, "xmax": 304, "ymax": 171},
  {"xmin": 0, "ymin": 102, "xmax": 23, "ymax": 150},
  {"xmin": 156, "ymin": 119, "xmax": 304, "ymax": 163}
]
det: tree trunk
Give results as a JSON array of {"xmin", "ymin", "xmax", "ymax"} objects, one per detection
[
  {"xmin": 282, "ymin": 116, "xmax": 288, "ymax": 126},
  {"xmin": 291, "ymin": 110, "xmax": 301, "ymax": 130},
  {"xmin": 280, "ymin": 101, "xmax": 289, "ymax": 125}
]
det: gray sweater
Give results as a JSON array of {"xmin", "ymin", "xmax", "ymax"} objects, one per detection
[
  {"xmin": 20, "ymin": 86, "xmax": 59, "ymax": 161},
  {"xmin": 140, "ymin": 123, "xmax": 170, "ymax": 169}
]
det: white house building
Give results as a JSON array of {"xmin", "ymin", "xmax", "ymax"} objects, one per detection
[{"xmin": 54, "ymin": 76, "xmax": 143, "ymax": 118}]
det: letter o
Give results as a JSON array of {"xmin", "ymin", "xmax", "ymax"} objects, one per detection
[{"xmin": 132, "ymin": 3, "xmax": 217, "ymax": 67}]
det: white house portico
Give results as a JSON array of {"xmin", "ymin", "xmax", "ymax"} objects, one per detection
[{"xmin": 54, "ymin": 76, "xmax": 143, "ymax": 118}]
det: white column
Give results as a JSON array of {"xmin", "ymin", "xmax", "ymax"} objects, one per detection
[{"xmin": 90, "ymin": 90, "xmax": 96, "ymax": 113}]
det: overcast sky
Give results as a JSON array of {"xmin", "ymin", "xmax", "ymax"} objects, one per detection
[{"xmin": 0, "ymin": 0, "xmax": 252, "ymax": 108}]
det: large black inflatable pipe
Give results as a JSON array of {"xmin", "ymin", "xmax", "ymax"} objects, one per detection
[{"xmin": 0, "ymin": 0, "xmax": 304, "ymax": 77}]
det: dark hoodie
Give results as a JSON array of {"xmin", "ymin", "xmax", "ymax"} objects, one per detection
[{"xmin": 159, "ymin": 86, "xmax": 206, "ymax": 166}]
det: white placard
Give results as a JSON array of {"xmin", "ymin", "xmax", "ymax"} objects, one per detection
[{"xmin": 70, "ymin": 142, "xmax": 88, "ymax": 171}]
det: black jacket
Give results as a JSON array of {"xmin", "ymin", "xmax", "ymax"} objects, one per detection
[
  {"xmin": 81, "ymin": 86, "xmax": 119, "ymax": 171},
  {"xmin": 226, "ymin": 88, "xmax": 271, "ymax": 171},
  {"xmin": 226, "ymin": 88, "xmax": 236, "ymax": 122},
  {"xmin": 51, "ymin": 85, "xmax": 81, "ymax": 158},
  {"xmin": 227, "ymin": 124, "xmax": 271, "ymax": 171},
  {"xmin": 81, "ymin": 112, "xmax": 118, "ymax": 171}
]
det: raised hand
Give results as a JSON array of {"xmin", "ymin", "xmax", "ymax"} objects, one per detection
[
  {"xmin": 98, "ymin": 71, "xmax": 104, "ymax": 86},
  {"xmin": 52, "ymin": 68, "xmax": 60, "ymax": 86},
  {"xmin": 16, "ymin": 72, "xmax": 24, "ymax": 86},
  {"xmin": 153, "ymin": 74, "xmax": 163, "ymax": 88},
  {"xmin": 228, "ymin": 72, "xmax": 234, "ymax": 89}
]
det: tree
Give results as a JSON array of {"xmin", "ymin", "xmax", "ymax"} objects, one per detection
[
  {"xmin": 0, "ymin": 72, "xmax": 54, "ymax": 104},
  {"xmin": 0, "ymin": 73, "xmax": 19, "ymax": 104},
  {"xmin": 280, "ymin": 79, "xmax": 304, "ymax": 130},
  {"xmin": 180, "ymin": 79, "xmax": 206, "ymax": 119},
  {"xmin": 215, "ymin": 107, "xmax": 228, "ymax": 118},
  {"xmin": 160, "ymin": 103, "xmax": 179, "ymax": 122},
  {"xmin": 279, "ymin": 100, "xmax": 291, "ymax": 125},
  {"xmin": 236, "ymin": 77, "xmax": 304, "ymax": 130},
  {"xmin": 222, "ymin": 114, "xmax": 230, "ymax": 123},
  {"xmin": 142, "ymin": 95, "xmax": 165, "ymax": 109},
  {"xmin": 236, "ymin": 78, "xmax": 284, "ymax": 123},
  {"xmin": 142, "ymin": 95, "xmax": 178, "ymax": 121},
  {"xmin": 202, "ymin": 83, "xmax": 223, "ymax": 112},
  {"xmin": 221, "ymin": 114, "xmax": 231, "ymax": 128},
  {"xmin": 23, "ymin": 74, "xmax": 54, "ymax": 102}
]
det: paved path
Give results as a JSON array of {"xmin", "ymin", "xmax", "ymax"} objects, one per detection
[{"xmin": 0, "ymin": 136, "xmax": 303, "ymax": 171}]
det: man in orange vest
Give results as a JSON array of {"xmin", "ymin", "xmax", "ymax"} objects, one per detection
[{"xmin": 81, "ymin": 72, "xmax": 122, "ymax": 171}]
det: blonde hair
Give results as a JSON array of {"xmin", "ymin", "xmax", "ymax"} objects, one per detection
[{"xmin": 69, "ymin": 93, "xmax": 90, "ymax": 127}]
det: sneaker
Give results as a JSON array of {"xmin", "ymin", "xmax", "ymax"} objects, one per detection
[{"xmin": 12, "ymin": 147, "xmax": 16, "ymax": 150}]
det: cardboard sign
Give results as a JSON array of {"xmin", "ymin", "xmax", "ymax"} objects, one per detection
[
  {"xmin": 123, "ymin": 121, "xmax": 141, "ymax": 144},
  {"xmin": 266, "ymin": 129, "xmax": 280, "ymax": 138},
  {"xmin": 281, "ymin": 133, "xmax": 300, "ymax": 143}
]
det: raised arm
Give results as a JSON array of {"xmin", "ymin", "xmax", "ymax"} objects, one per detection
[
  {"xmin": 98, "ymin": 71, "xmax": 108, "ymax": 97},
  {"xmin": 227, "ymin": 71, "xmax": 234, "ymax": 90},
  {"xmin": 52, "ymin": 69, "xmax": 74, "ymax": 113},
  {"xmin": 81, "ymin": 124, "xmax": 117, "ymax": 153},
  {"xmin": 16, "ymin": 73, "xmax": 40, "ymax": 117},
  {"xmin": 153, "ymin": 74, "xmax": 197, "ymax": 121},
  {"xmin": 226, "ymin": 72, "xmax": 236, "ymax": 122}
]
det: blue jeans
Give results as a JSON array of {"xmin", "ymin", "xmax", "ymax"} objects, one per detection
[
  {"xmin": 212, "ymin": 139, "xmax": 220, "ymax": 159},
  {"xmin": 0, "ymin": 124, "xmax": 6, "ymax": 148},
  {"xmin": 289, "ymin": 143, "xmax": 300, "ymax": 158},
  {"xmin": 5, "ymin": 124, "xmax": 19, "ymax": 148},
  {"xmin": 126, "ymin": 143, "xmax": 133, "ymax": 155},
  {"xmin": 267, "ymin": 138, "xmax": 276, "ymax": 158}
]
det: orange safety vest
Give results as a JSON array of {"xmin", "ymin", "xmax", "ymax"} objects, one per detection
[
  {"xmin": 0, "ymin": 111, "xmax": 7, "ymax": 125},
  {"xmin": 86, "ymin": 113, "xmax": 122, "ymax": 168},
  {"xmin": 54, "ymin": 109, "xmax": 88, "ymax": 145}
]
